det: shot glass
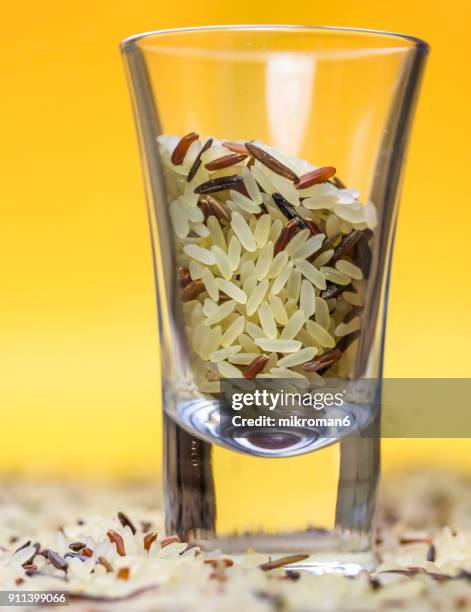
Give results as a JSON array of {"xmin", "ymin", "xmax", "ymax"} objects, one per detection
[{"xmin": 121, "ymin": 25, "xmax": 428, "ymax": 572}]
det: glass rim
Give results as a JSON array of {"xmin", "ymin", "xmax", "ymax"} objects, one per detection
[{"xmin": 121, "ymin": 24, "xmax": 429, "ymax": 53}]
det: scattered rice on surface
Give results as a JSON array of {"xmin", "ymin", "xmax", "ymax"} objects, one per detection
[{"xmin": 2, "ymin": 473, "xmax": 471, "ymax": 610}]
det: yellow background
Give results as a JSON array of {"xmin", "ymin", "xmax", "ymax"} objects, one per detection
[{"xmin": 1, "ymin": 1, "xmax": 470, "ymax": 479}]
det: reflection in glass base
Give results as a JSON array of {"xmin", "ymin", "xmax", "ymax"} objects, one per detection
[{"xmin": 168, "ymin": 396, "xmax": 374, "ymax": 458}]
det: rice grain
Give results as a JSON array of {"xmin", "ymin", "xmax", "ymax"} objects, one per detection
[
  {"xmin": 255, "ymin": 242, "xmax": 274, "ymax": 281},
  {"xmin": 246, "ymin": 279, "xmax": 269, "ymax": 316},
  {"xmin": 258, "ymin": 301, "xmax": 277, "ymax": 339},
  {"xmin": 254, "ymin": 338, "xmax": 302, "ymax": 353},
  {"xmin": 231, "ymin": 212, "xmax": 257, "ymax": 252},
  {"xmin": 306, "ymin": 320, "xmax": 336, "ymax": 348},
  {"xmin": 220, "ymin": 315, "xmax": 246, "ymax": 347},
  {"xmin": 278, "ymin": 347, "xmax": 318, "ymax": 367},
  {"xmin": 300, "ymin": 280, "xmax": 316, "ymax": 318},
  {"xmin": 183, "ymin": 244, "xmax": 215, "ymax": 266},
  {"xmin": 335, "ymin": 259, "xmax": 363, "ymax": 280},
  {"xmin": 204, "ymin": 300, "xmax": 236, "ymax": 326},
  {"xmin": 215, "ymin": 279, "xmax": 247, "ymax": 304},
  {"xmin": 280, "ymin": 310, "xmax": 306, "ymax": 340},
  {"xmin": 295, "ymin": 260, "xmax": 327, "ymax": 290}
]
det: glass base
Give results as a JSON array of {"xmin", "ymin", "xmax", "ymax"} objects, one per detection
[
  {"xmin": 164, "ymin": 414, "xmax": 380, "ymax": 573},
  {"xmin": 283, "ymin": 558, "xmax": 377, "ymax": 576},
  {"xmin": 192, "ymin": 531, "xmax": 377, "ymax": 574}
]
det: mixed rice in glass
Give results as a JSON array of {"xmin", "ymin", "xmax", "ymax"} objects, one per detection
[{"xmin": 159, "ymin": 133, "xmax": 377, "ymax": 391}]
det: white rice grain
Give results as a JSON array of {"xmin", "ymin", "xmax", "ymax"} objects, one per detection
[
  {"xmin": 312, "ymin": 249, "xmax": 334, "ymax": 268},
  {"xmin": 229, "ymin": 352, "xmax": 262, "ymax": 365},
  {"xmin": 295, "ymin": 260, "xmax": 327, "ymax": 290},
  {"xmin": 264, "ymin": 351, "xmax": 278, "ymax": 371},
  {"xmin": 335, "ymin": 317, "xmax": 361, "ymax": 337},
  {"xmin": 270, "ymin": 173, "xmax": 300, "ymax": 207},
  {"xmin": 242, "ymin": 274, "xmax": 257, "ymax": 298},
  {"xmin": 189, "ymin": 259, "xmax": 205, "ymax": 279},
  {"xmin": 296, "ymin": 182, "xmax": 335, "ymax": 198},
  {"xmin": 250, "ymin": 164, "xmax": 274, "ymax": 195},
  {"xmin": 215, "ymin": 278, "xmax": 247, "ymax": 304},
  {"xmin": 203, "ymin": 298, "xmax": 218, "ymax": 316},
  {"xmin": 336, "ymin": 187, "xmax": 359, "ymax": 203},
  {"xmin": 284, "ymin": 298, "xmax": 298, "ymax": 317},
  {"xmin": 268, "ymin": 295, "xmax": 289, "ymax": 325},
  {"xmin": 255, "ymin": 241, "xmax": 274, "ymax": 281},
  {"xmin": 326, "ymin": 215, "xmax": 341, "ymax": 237},
  {"xmin": 335, "ymin": 259, "xmax": 363, "ymax": 280},
  {"xmin": 204, "ymin": 300, "xmax": 236, "ymax": 326},
  {"xmin": 183, "ymin": 139, "xmax": 202, "ymax": 166},
  {"xmin": 238, "ymin": 333, "xmax": 261, "ymax": 353},
  {"xmin": 231, "ymin": 212, "xmax": 257, "ymax": 252},
  {"xmin": 302, "ymin": 195, "xmax": 337, "ymax": 210},
  {"xmin": 320, "ymin": 266, "xmax": 351, "ymax": 285},
  {"xmin": 254, "ymin": 338, "xmax": 302, "ymax": 353},
  {"xmin": 227, "ymin": 236, "xmax": 241, "ymax": 271},
  {"xmin": 334, "ymin": 203, "xmax": 365, "ymax": 224},
  {"xmin": 169, "ymin": 201, "xmax": 189, "ymax": 239},
  {"xmin": 190, "ymin": 302, "xmax": 204, "ymax": 326},
  {"xmin": 254, "ymin": 214, "xmax": 271, "ymax": 248},
  {"xmin": 211, "ymin": 245, "xmax": 233, "ymax": 279},
  {"xmin": 183, "ymin": 244, "xmax": 215, "ymax": 266},
  {"xmin": 270, "ymin": 367, "xmax": 308, "ymax": 380},
  {"xmin": 364, "ymin": 201, "xmax": 378, "ymax": 229},
  {"xmin": 269, "ymin": 218, "xmax": 283, "ymax": 243},
  {"xmin": 239, "ymin": 249, "xmax": 258, "ymax": 264},
  {"xmin": 207, "ymin": 216, "xmax": 227, "ymax": 251},
  {"xmin": 181, "ymin": 198, "xmax": 204, "ymax": 223},
  {"xmin": 285, "ymin": 228, "xmax": 310, "ymax": 256},
  {"xmin": 286, "ymin": 270, "xmax": 302, "ymax": 301},
  {"xmin": 258, "ymin": 301, "xmax": 277, "ymax": 339},
  {"xmin": 209, "ymin": 346, "xmax": 241, "ymax": 362},
  {"xmin": 230, "ymin": 189, "xmax": 261, "ymax": 214},
  {"xmin": 191, "ymin": 323, "xmax": 208, "ymax": 357},
  {"xmin": 246, "ymin": 279, "xmax": 269, "ymax": 316},
  {"xmin": 315, "ymin": 297, "xmax": 330, "ymax": 329},
  {"xmin": 293, "ymin": 234, "xmax": 325, "ymax": 260},
  {"xmin": 278, "ymin": 347, "xmax": 318, "ymax": 367},
  {"xmin": 201, "ymin": 268, "xmax": 219, "ymax": 301},
  {"xmin": 240, "ymin": 260, "xmax": 256, "ymax": 283},
  {"xmin": 306, "ymin": 320, "xmax": 336, "ymax": 348},
  {"xmin": 200, "ymin": 325, "xmax": 222, "ymax": 360},
  {"xmin": 191, "ymin": 222, "xmax": 210, "ymax": 237},
  {"xmin": 242, "ymin": 167, "xmax": 263, "ymax": 205},
  {"xmin": 217, "ymin": 361, "xmax": 243, "ymax": 378},
  {"xmin": 246, "ymin": 322, "xmax": 265, "ymax": 340},
  {"xmin": 268, "ymin": 251, "xmax": 289, "ymax": 279},
  {"xmin": 270, "ymin": 262, "xmax": 294, "ymax": 295},
  {"xmin": 281, "ymin": 310, "xmax": 306, "ymax": 339},
  {"xmin": 183, "ymin": 180, "xmax": 200, "ymax": 207},
  {"xmin": 300, "ymin": 280, "xmax": 316, "ymax": 318},
  {"xmin": 220, "ymin": 315, "xmax": 246, "ymax": 347}
]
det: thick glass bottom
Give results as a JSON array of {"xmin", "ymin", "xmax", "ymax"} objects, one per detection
[
  {"xmin": 164, "ymin": 412, "xmax": 379, "ymax": 572},
  {"xmin": 193, "ymin": 533, "xmax": 378, "ymax": 574}
]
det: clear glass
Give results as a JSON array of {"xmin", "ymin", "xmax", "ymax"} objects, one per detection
[{"xmin": 121, "ymin": 25, "xmax": 428, "ymax": 572}]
